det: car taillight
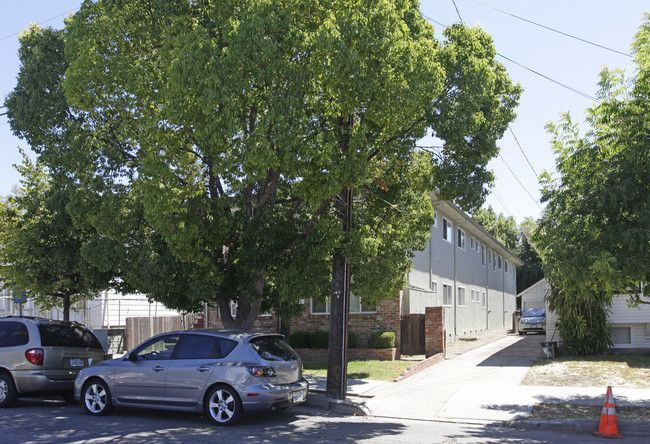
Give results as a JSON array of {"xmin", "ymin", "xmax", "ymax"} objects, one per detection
[
  {"xmin": 247, "ymin": 366, "xmax": 276, "ymax": 377},
  {"xmin": 25, "ymin": 348, "xmax": 44, "ymax": 366}
]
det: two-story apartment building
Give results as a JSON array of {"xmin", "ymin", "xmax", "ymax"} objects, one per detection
[
  {"xmin": 200, "ymin": 197, "xmax": 523, "ymax": 358},
  {"xmin": 405, "ymin": 199, "xmax": 522, "ymax": 344}
]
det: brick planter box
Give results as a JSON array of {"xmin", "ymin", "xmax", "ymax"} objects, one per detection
[{"xmin": 295, "ymin": 347, "xmax": 397, "ymax": 361}]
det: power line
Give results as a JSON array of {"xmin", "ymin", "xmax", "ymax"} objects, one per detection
[
  {"xmin": 451, "ymin": 0, "xmax": 463, "ymax": 23},
  {"xmin": 0, "ymin": 8, "xmax": 79, "ymax": 43},
  {"xmin": 509, "ymin": 126, "xmax": 538, "ymax": 178},
  {"xmin": 498, "ymin": 153, "xmax": 542, "ymax": 210},
  {"xmin": 420, "ymin": 13, "xmax": 600, "ymax": 102},
  {"xmin": 496, "ymin": 53, "xmax": 599, "ymax": 102},
  {"xmin": 470, "ymin": 0, "xmax": 632, "ymax": 58},
  {"xmin": 492, "ymin": 189, "xmax": 513, "ymax": 219}
]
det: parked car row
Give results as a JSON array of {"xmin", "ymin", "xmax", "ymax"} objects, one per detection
[{"xmin": 0, "ymin": 316, "xmax": 308, "ymax": 425}]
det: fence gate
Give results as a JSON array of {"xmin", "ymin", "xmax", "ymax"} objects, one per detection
[{"xmin": 400, "ymin": 314, "xmax": 425, "ymax": 355}]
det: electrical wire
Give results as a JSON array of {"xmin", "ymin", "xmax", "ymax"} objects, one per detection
[
  {"xmin": 498, "ymin": 154, "xmax": 543, "ymax": 210},
  {"xmin": 0, "ymin": 8, "xmax": 79, "ymax": 43},
  {"xmin": 420, "ymin": 13, "xmax": 600, "ymax": 102},
  {"xmin": 497, "ymin": 53, "xmax": 599, "ymax": 102},
  {"xmin": 470, "ymin": 0, "xmax": 632, "ymax": 58},
  {"xmin": 451, "ymin": 0, "xmax": 463, "ymax": 23},
  {"xmin": 509, "ymin": 126, "xmax": 538, "ymax": 178}
]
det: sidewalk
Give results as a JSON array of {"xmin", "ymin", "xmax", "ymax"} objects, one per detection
[{"xmin": 300, "ymin": 332, "xmax": 650, "ymax": 437}]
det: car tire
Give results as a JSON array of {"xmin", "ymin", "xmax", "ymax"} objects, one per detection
[
  {"xmin": 205, "ymin": 384, "xmax": 243, "ymax": 426},
  {"xmin": 82, "ymin": 379, "xmax": 113, "ymax": 416},
  {"xmin": 0, "ymin": 371, "xmax": 18, "ymax": 408}
]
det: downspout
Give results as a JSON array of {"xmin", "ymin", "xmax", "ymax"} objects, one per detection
[
  {"xmin": 485, "ymin": 248, "xmax": 489, "ymax": 331},
  {"xmin": 502, "ymin": 259, "xmax": 506, "ymax": 328},
  {"xmin": 453, "ymin": 226, "xmax": 457, "ymax": 339}
]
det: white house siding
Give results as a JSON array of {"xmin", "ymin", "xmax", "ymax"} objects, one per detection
[
  {"xmin": 520, "ymin": 280, "xmax": 650, "ymax": 349},
  {"xmin": 608, "ymin": 295, "xmax": 650, "ymax": 349},
  {"xmin": 519, "ymin": 279, "xmax": 549, "ymax": 311},
  {"xmin": 0, "ymin": 288, "xmax": 181, "ymax": 329},
  {"xmin": 404, "ymin": 200, "xmax": 523, "ymax": 343}
]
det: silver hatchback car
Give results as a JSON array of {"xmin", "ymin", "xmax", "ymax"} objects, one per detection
[{"xmin": 74, "ymin": 329, "xmax": 308, "ymax": 425}]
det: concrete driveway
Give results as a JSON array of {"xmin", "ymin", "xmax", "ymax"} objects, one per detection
[{"xmin": 360, "ymin": 333, "xmax": 545, "ymax": 422}]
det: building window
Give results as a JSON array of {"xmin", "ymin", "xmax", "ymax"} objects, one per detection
[
  {"xmin": 442, "ymin": 284, "xmax": 453, "ymax": 306},
  {"xmin": 470, "ymin": 236, "xmax": 475, "ymax": 250},
  {"xmin": 442, "ymin": 218, "xmax": 452, "ymax": 243},
  {"xmin": 310, "ymin": 295, "xmax": 376, "ymax": 315},
  {"xmin": 457, "ymin": 287, "xmax": 466, "ymax": 306},
  {"xmin": 432, "ymin": 281, "xmax": 438, "ymax": 293},
  {"xmin": 498, "ymin": 255, "xmax": 502, "ymax": 269},
  {"xmin": 457, "ymin": 228, "xmax": 466, "ymax": 249},
  {"xmin": 482, "ymin": 291, "xmax": 486, "ymax": 309},
  {"xmin": 505, "ymin": 261, "xmax": 509, "ymax": 272},
  {"xmin": 611, "ymin": 327, "xmax": 632, "ymax": 345},
  {"xmin": 488, "ymin": 249, "xmax": 492, "ymax": 264},
  {"xmin": 481, "ymin": 244, "xmax": 485, "ymax": 266}
]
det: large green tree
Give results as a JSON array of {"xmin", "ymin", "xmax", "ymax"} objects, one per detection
[
  {"xmin": 533, "ymin": 15, "xmax": 650, "ymax": 355},
  {"xmin": 0, "ymin": 153, "xmax": 113, "ymax": 320},
  {"xmin": 6, "ymin": 1, "xmax": 520, "ymax": 398}
]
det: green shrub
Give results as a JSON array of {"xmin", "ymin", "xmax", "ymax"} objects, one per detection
[
  {"xmin": 370, "ymin": 331, "xmax": 395, "ymax": 348},
  {"xmin": 288, "ymin": 331, "xmax": 310, "ymax": 348},
  {"xmin": 309, "ymin": 330, "xmax": 329, "ymax": 348},
  {"xmin": 348, "ymin": 331, "xmax": 357, "ymax": 348}
]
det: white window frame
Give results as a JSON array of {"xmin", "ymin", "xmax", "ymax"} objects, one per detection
[
  {"xmin": 310, "ymin": 295, "xmax": 376, "ymax": 315},
  {"xmin": 457, "ymin": 228, "xmax": 466, "ymax": 250},
  {"xmin": 457, "ymin": 286, "xmax": 466, "ymax": 307},
  {"xmin": 442, "ymin": 284, "xmax": 453, "ymax": 306},
  {"xmin": 470, "ymin": 236, "xmax": 475, "ymax": 250},
  {"xmin": 431, "ymin": 280, "xmax": 438, "ymax": 294},
  {"xmin": 442, "ymin": 218, "xmax": 452, "ymax": 243}
]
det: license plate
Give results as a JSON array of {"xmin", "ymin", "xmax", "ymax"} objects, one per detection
[
  {"xmin": 70, "ymin": 358, "xmax": 84, "ymax": 367},
  {"xmin": 292, "ymin": 390, "xmax": 305, "ymax": 403}
]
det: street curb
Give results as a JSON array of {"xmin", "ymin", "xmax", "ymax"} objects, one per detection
[
  {"xmin": 504, "ymin": 418, "xmax": 650, "ymax": 438},
  {"xmin": 302, "ymin": 392, "xmax": 369, "ymax": 417}
]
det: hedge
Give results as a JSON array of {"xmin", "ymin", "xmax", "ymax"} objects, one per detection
[{"xmin": 370, "ymin": 331, "xmax": 395, "ymax": 348}]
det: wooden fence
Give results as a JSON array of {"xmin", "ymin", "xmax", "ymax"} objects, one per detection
[{"xmin": 125, "ymin": 315, "xmax": 193, "ymax": 351}]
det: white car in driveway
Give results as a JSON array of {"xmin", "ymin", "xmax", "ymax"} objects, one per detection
[{"xmin": 74, "ymin": 329, "xmax": 308, "ymax": 425}]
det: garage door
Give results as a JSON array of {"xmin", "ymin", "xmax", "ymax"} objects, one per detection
[{"xmin": 523, "ymin": 300, "xmax": 545, "ymax": 311}]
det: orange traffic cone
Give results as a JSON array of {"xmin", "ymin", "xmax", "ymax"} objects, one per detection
[{"xmin": 593, "ymin": 386, "xmax": 624, "ymax": 439}]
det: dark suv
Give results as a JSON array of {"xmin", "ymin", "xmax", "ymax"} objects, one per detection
[{"xmin": 0, "ymin": 316, "xmax": 105, "ymax": 407}]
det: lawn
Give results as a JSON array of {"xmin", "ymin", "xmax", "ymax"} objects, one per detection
[
  {"xmin": 302, "ymin": 359, "xmax": 413, "ymax": 381},
  {"xmin": 522, "ymin": 354, "xmax": 650, "ymax": 388}
]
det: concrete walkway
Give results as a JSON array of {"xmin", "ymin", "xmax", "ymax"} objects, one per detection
[{"xmin": 304, "ymin": 333, "xmax": 650, "ymax": 426}]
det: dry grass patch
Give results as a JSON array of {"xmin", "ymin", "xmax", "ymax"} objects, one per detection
[
  {"xmin": 530, "ymin": 403, "xmax": 650, "ymax": 422},
  {"xmin": 522, "ymin": 355, "xmax": 650, "ymax": 388}
]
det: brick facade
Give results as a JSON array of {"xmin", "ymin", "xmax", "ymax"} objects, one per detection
[
  {"xmin": 288, "ymin": 293, "xmax": 402, "ymax": 355},
  {"xmin": 193, "ymin": 294, "xmax": 404, "ymax": 360},
  {"xmin": 425, "ymin": 306, "xmax": 445, "ymax": 358}
]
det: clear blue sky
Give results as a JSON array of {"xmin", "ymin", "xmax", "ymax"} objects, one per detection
[{"xmin": 1, "ymin": 1, "xmax": 647, "ymax": 224}]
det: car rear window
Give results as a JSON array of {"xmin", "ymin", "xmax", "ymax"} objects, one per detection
[
  {"xmin": 249, "ymin": 336, "xmax": 299, "ymax": 362},
  {"xmin": 0, "ymin": 321, "xmax": 29, "ymax": 347},
  {"xmin": 174, "ymin": 334, "xmax": 237, "ymax": 359},
  {"xmin": 37, "ymin": 324, "xmax": 103, "ymax": 349}
]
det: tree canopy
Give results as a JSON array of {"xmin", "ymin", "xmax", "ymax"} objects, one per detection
[
  {"xmin": 533, "ymin": 15, "xmax": 650, "ymax": 355},
  {"xmin": 0, "ymin": 152, "xmax": 113, "ymax": 320},
  {"xmin": 5, "ymin": 0, "xmax": 520, "ymax": 334}
]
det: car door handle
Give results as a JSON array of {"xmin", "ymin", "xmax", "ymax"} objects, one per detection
[
  {"xmin": 153, "ymin": 366, "xmax": 165, "ymax": 372},
  {"xmin": 197, "ymin": 366, "xmax": 211, "ymax": 372}
]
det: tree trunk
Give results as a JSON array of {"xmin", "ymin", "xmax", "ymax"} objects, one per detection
[
  {"xmin": 326, "ymin": 187, "xmax": 352, "ymax": 400},
  {"xmin": 63, "ymin": 294, "xmax": 71, "ymax": 322}
]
